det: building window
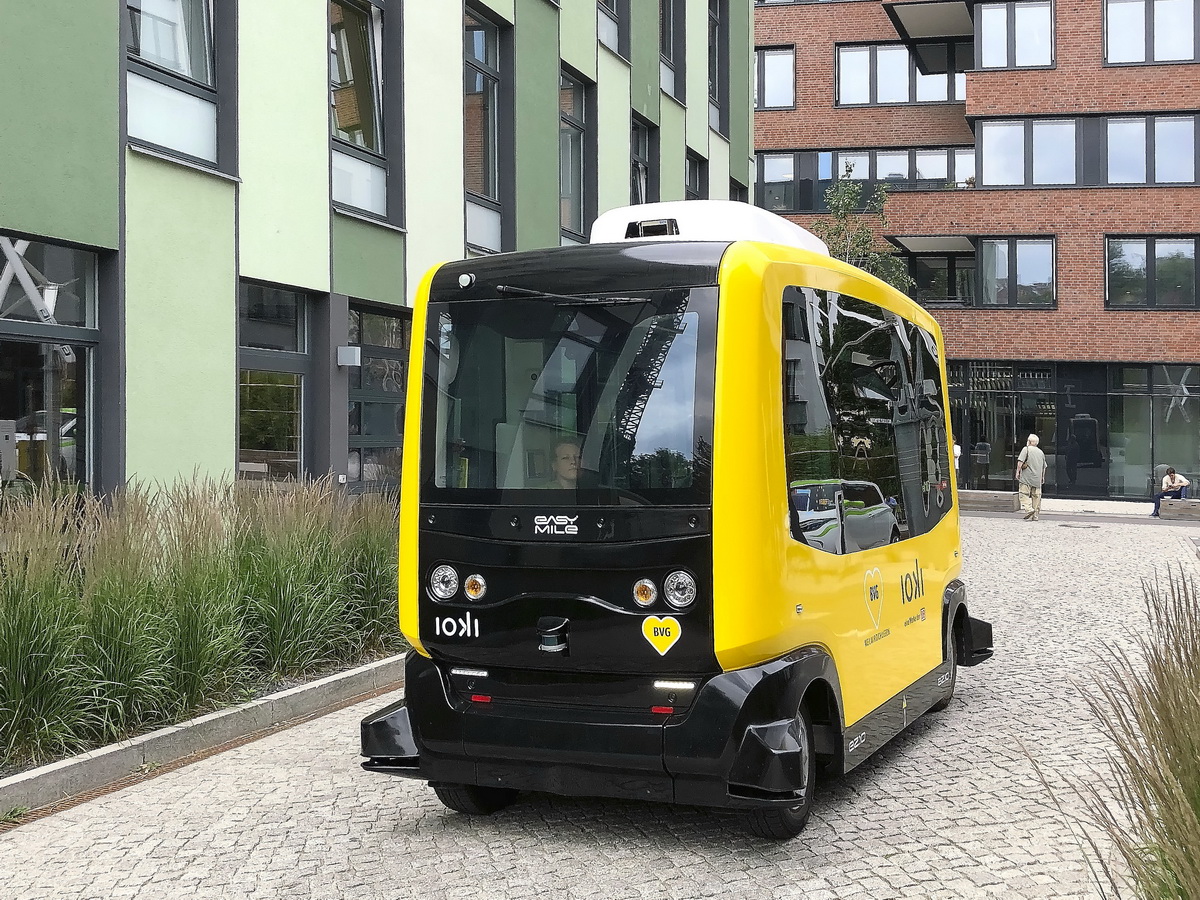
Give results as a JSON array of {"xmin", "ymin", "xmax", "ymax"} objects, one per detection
[
  {"xmin": 979, "ymin": 119, "xmax": 1077, "ymax": 186},
  {"xmin": 979, "ymin": 1, "xmax": 1054, "ymax": 69},
  {"xmin": 128, "ymin": 0, "xmax": 213, "ymax": 83},
  {"xmin": 907, "ymin": 255, "xmax": 977, "ymax": 306},
  {"xmin": 660, "ymin": 0, "xmax": 685, "ymax": 99},
  {"xmin": 560, "ymin": 72, "xmax": 587, "ymax": 238},
  {"xmin": 465, "ymin": 10, "xmax": 504, "ymax": 252},
  {"xmin": 730, "ymin": 179, "xmax": 749, "ymax": 202},
  {"xmin": 125, "ymin": 0, "xmax": 229, "ymax": 167},
  {"xmin": 0, "ymin": 235, "xmax": 98, "ymax": 487},
  {"xmin": 238, "ymin": 282, "xmax": 312, "ymax": 481},
  {"xmin": 756, "ymin": 147, "xmax": 975, "ymax": 213},
  {"xmin": 685, "ymin": 152, "xmax": 708, "ymax": 200},
  {"xmin": 347, "ymin": 305, "xmax": 411, "ymax": 487},
  {"xmin": 836, "ymin": 42, "xmax": 971, "ymax": 106},
  {"xmin": 1107, "ymin": 116, "xmax": 1196, "ymax": 184},
  {"xmin": 330, "ymin": 0, "xmax": 387, "ymax": 217},
  {"xmin": 598, "ymin": 0, "xmax": 630, "ymax": 57},
  {"xmin": 1105, "ymin": 0, "xmax": 1197, "ymax": 64},
  {"xmin": 631, "ymin": 116, "xmax": 658, "ymax": 204},
  {"xmin": 708, "ymin": 0, "xmax": 728, "ymax": 132},
  {"xmin": 1108, "ymin": 237, "xmax": 1197, "ymax": 307},
  {"xmin": 754, "ymin": 47, "xmax": 795, "ymax": 109},
  {"xmin": 979, "ymin": 238, "xmax": 1055, "ymax": 307}
]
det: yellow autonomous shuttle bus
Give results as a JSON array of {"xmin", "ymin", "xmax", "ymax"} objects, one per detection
[{"xmin": 361, "ymin": 201, "xmax": 993, "ymax": 838}]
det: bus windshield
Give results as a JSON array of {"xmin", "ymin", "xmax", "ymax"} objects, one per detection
[{"xmin": 421, "ymin": 287, "xmax": 716, "ymax": 506}]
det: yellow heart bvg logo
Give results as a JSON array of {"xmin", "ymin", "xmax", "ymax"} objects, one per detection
[
  {"xmin": 864, "ymin": 568, "xmax": 883, "ymax": 630},
  {"xmin": 642, "ymin": 616, "xmax": 682, "ymax": 656}
]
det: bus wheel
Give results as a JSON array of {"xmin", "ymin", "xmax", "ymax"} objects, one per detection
[
  {"xmin": 431, "ymin": 782, "xmax": 519, "ymax": 815},
  {"xmin": 745, "ymin": 704, "xmax": 817, "ymax": 840},
  {"xmin": 929, "ymin": 621, "xmax": 958, "ymax": 712}
]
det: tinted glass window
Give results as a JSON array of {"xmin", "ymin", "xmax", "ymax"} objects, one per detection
[
  {"xmin": 1107, "ymin": 0, "xmax": 1146, "ymax": 62},
  {"xmin": 980, "ymin": 4, "xmax": 1008, "ymax": 67},
  {"xmin": 1156, "ymin": 117, "xmax": 1195, "ymax": 183},
  {"xmin": 1157, "ymin": 239, "xmax": 1196, "ymax": 305},
  {"xmin": 782, "ymin": 288, "xmax": 952, "ymax": 552},
  {"xmin": 423, "ymin": 289, "xmax": 715, "ymax": 505},
  {"xmin": 875, "ymin": 46, "xmax": 910, "ymax": 103},
  {"xmin": 1108, "ymin": 118, "xmax": 1147, "ymax": 183},
  {"xmin": 981, "ymin": 122, "xmax": 1024, "ymax": 185},
  {"xmin": 837, "ymin": 47, "xmax": 870, "ymax": 104},
  {"xmin": 1014, "ymin": 2, "xmax": 1053, "ymax": 66},
  {"xmin": 1108, "ymin": 239, "xmax": 1148, "ymax": 306},
  {"xmin": 1032, "ymin": 120, "xmax": 1076, "ymax": 184},
  {"xmin": 1016, "ymin": 240, "xmax": 1055, "ymax": 306},
  {"xmin": 1155, "ymin": 0, "xmax": 1194, "ymax": 60}
]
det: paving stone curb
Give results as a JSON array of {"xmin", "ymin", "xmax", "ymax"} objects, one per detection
[{"xmin": 0, "ymin": 653, "xmax": 407, "ymax": 815}]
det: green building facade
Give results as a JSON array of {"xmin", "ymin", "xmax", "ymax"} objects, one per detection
[{"xmin": 0, "ymin": 0, "xmax": 752, "ymax": 492}]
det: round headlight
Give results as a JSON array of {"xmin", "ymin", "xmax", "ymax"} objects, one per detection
[
  {"xmin": 633, "ymin": 578, "xmax": 658, "ymax": 608},
  {"xmin": 429, "ymin": 564, "xmax": 459, "ymax": 601},
  {"xmin": 663, "ymin": 570, "xmax": 697, "ymax": 609},
  {"xmin": 463, "ymin": 573, "xmax": 487, "ymax": 601}
]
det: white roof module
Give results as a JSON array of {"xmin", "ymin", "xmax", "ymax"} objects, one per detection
[{"xmin": 589, "ymin": 200, "xmax": 830, "ymax": 256}]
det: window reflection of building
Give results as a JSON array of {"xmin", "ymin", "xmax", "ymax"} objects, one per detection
[
  {"xmin": 947, "ymin": 360, "xmax": 1200, "ymax": 499},
  {"xmin": 0, "ymin": 235, "xmax": 97, "ymax": 489},
  {"xmin": 347, "ymin": 305, "xmax": 410, "ymax": 489}
]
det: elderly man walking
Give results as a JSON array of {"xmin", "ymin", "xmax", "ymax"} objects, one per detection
[{"xmin": 1015, "ymin": 434, "xmax": 1047, "ymax": 521}]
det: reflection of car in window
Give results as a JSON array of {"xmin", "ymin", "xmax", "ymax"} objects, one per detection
[
  {"xmin": 790, "ymin": 479, "xmax": 900, "ymax": 553},
  {"xmin": 14, "ymin": 409, "xmax": 77, "ymax": 475}
]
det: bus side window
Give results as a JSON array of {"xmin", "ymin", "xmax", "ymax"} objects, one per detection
[
  {"xmin": 902, "ymin": 322, "xmax": 952, "ymax": 536},
  {"xmin": 782, "ymin": 287, "xmax": 840, "ymax": 552},
  {"xmin": 809, "ymin": 288, "xmax": 908, "ymax": 548}
]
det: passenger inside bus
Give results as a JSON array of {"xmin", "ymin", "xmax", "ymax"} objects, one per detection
[{"xmin": 549, "ymin": 439, "xmax": 581, "ymax": 489}]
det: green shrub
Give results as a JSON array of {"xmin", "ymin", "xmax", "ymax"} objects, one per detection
[
  {"xmin": 1079, "ymin": 567, "xmax": 1200, "ymax": 898},
  {"xmin": 0, "ymin": 477, "xmax": 401, "ymax": 772}
]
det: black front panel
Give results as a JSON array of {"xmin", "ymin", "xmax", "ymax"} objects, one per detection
[{"xmin": 418, "ymin": 521, "xmax": 717, "ymax": 675}]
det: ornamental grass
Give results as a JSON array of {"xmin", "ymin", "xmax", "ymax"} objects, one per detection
[
  {"xmin": 0, "ymin": 477, "xmax": 401, "ymax": 772},
  {"xmin": 1078, "ymin": 567, "xmax": 1200, "ymax": 898}
]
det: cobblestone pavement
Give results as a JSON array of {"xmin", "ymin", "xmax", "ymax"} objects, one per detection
[{"xmin": 3, "ymin": 515, "xmax": 1195, "ymax": 900}]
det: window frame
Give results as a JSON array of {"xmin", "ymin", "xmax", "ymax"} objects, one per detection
[
  {"xmin": 708, "ymin": 0, "xmax": 730, "ymax": 134},
  {"xmin": 236, "ymin": 279, "xmax": 318, "ymax": 482},
  {"xmin": 1104, "ymin": 0, "xmax": 1199, "ymax": 65},
  {"xmin": 1104, "ymin": 114, "xmax": 1199, "ymax": 185},
  {"xmin": 978, "ymin": 118, "xmax": 1080, "ymax": 187},
  {"xmin": 559, "ymin": 69, "xmax": 590, "ymax": 241},
  {"xmin": 631, "ymin": 115, "xmax": 659, "ymax": 204},
  {"xmin": 598, "ymin": 0, "xmax": 631, "ymax": 60},
  {"xmin": 464, "ymin": 6, "xmax": 513, "ymax": 254},
  {"xmin": 1105, "ymin": 235, "xmax": 1199, "ymax": 307},
  {"xmin": 346, "ymin": 301, "xmax": 412, "ymax": 489},
  {"xmin": 0, "ymin": 233, "xmax": 101, "ymax": 488},
  {"xmin": 976, "ymin": 236, "xmax": 1057, "ymax": 308},
  {"xmin": 977, "ymin": 0, "xmax": 1056, "ymax": 71},
  {"xmin": 755, "ymin": 146, "xmax": 976, "ymax": 213},
  {"xmin": 835, "ymin": 40, "xmax": 971, "ymax": 107},
  {"xmin": 754, "ymin": 46, "xmax": 796, "ymax": 110},
  {"xmin": 659, "ymin": 0, "xmax": 686, "ymax": 101},
  {"xmin": 123, "ymin": 0, "xmax": 238, "ymax": 174},
  {"xmin": 685, "ymin": 151, "xmax": 709, "ymax": 200}
]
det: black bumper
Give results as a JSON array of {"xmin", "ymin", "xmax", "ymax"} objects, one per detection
[
  {"xmin": 962, "ymin": 615, "xmax": 994, "ymax": 666},
  {"xmin": 361, "ymin": 648, "xmax": 837, "ymax": 810}
]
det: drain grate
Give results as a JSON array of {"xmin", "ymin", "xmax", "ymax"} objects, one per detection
[{"xmin": 1060, "ymin": 523, "xmax": 1101, "ymax": 529}]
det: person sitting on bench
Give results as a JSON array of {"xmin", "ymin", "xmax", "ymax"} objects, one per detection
[{"xmin": 1151, "ymin": 467, "xmax": 1190, "ymax": 517}]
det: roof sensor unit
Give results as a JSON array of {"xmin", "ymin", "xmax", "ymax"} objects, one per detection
[
  {"xmin": 591, "ymin": 200, "xmax": 829, "ymax": 256},
  {"xmin": 624, "ymin": 218, "xmax": 680, "ymax": 239}
]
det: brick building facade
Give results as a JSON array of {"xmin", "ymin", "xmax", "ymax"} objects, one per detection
[{"xmin": 754, "ymin": 0, "xmax": 1200, "ymax": 500}]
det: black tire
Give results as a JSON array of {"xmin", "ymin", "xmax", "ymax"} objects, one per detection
[
  {"xmin": 889, "ymin": 528, "xmax": 901, "ymax": 544},
  {"xmin": 431, "ymin": 782, "xmax": 519, "ymax": 815},
  {"xmin": 930, "ymin": 619, "xmax": 958, "ymax": 712},
  {"xmin": 745, "ymin": 704, "xmax": 817, "ymax": 840}
]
